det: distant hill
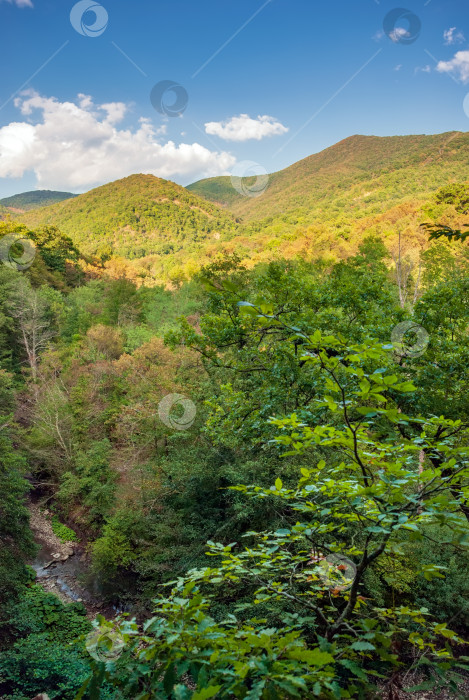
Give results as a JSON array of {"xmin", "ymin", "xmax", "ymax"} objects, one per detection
[
  {"xmin": 188, "ymin": 131, "xmax": 469, "ymax": 265},
  {"xmin": 185, "ymin": 131, "xmax": 469, "ymax": 268},
  {"xmin": 188, "ymin": 132, "xmax": 469, "ymax": 223},
  {"xmin": 20, "ymin": 174, "xmax": 239, "ymax": 261},
  {"xmin": 0, "ymin": 190, "xmax": 77, "ymax": 212}
]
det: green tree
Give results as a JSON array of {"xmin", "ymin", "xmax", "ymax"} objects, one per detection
[
  {"xmin": 0, "ymin": 370, "xmax": 36, "ymax": 602},
  {"xmin": 434, "ymin": 183, "xmax": 469, "ymax": 214},
  {"xmin": 32, "ymin": 225, "xmax": 81, "ymax": 274},
  {"xmin": 83, "ymin": 313, "xmax": 469, "ymax": 699}
]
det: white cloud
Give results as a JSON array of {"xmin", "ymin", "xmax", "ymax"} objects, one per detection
[
  {"xmin": 443, "ymin": 27, "xmax": 465, "ymax": 45},
  {"xmin": 436, "ymin": 50, "xmax": 469, "ymax": 83},
  {"xmin": 389, "ymin": 27, "xmax": 410, "ymax": 43},
  {"xmin": 394, "ymin": 64, "xmax": 402, "ymax": 71},
  {"xmin": 415, "ymin": 65, "xmax": 431, "ymax": 75},
  {"xmin": 0, "ymin": 92, "xmax": 236, "ymax": 190},
  {"xmin": 1, "ymin": 0, "xmax": 33, "ymax": 7},
  {"xmin": 205, "ymin": 114, "xmax": 288, "ymax": 142}
]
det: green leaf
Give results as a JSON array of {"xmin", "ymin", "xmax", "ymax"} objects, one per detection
[
  {"xmin": 351, "ymin": 641, "xmax": 375, "ymax": 651},
  {"xmin": 355, "ymin": 407, "xmax": 380, "ymax": 416},
  {"xmin": 290, "ymin": 648, "xmax": 334, "ymax": 665},
  {"xmin": 393, "ymin": 381, "xmax": 416, "ymax": 392},
  {"xmin": 339, "ymin": 659, "xmax": 368, "ymax": 680},
  {"xmin": 192, "ymin": 686, "xmax": 222, "ymax": 700},
  {"xmin": 163, "ymin": 663, "xmax": 176, "ymax": 694}
]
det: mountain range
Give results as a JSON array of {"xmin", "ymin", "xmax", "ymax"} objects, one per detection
[{"xmin": 8, "ymin": 131, "xmax": 469, "ymax": 282}]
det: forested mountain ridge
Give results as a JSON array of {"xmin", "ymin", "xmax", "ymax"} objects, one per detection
[
  {"xmin": 15, "ymin": 133, "xmax": 469, "ymax": 285},
  {"xmin": 19, "ymin": 174, "xmax": 240, "ymax": 263},
  {"xmin": 187, "ymin": 132, "xmax": 469, "ymax": 272},
  {"xmin": 0, "ymin": 189, "xmax": 77, "ymax": 212},
  {"xmin": 188, "ymin": 131, "xmax": 469, "ymax": 221}
]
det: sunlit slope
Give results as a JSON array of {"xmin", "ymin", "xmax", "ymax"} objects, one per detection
[
  {"xmin": 18, "ymin": 134, "xmax": 469, "ymax": 281},
  {"xmin": 20, "ymin": 174, "xmax": 240, "ymax": 259},
  {"xmin": 188, "ymin": 132, "xmax": 469, "ymax": 225}
]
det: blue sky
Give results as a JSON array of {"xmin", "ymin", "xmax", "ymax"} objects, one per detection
[{"xmin": 0, "ymin": 0, "xmax": 467, "ymax": 196}]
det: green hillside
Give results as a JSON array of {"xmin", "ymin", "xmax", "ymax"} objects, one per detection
[
  {"xmin": 189, "ymin": 131, "xmax": 469, "ymax": 221},
  {"xmin": 187, "ymin": 131, "xmax": 469, "ymax": 265},
  {"xmin": 20, "ymin": 174, "xmax": 239, "ymax": 263},
  {"xmin": 0, "ymin": 189, "xmax": 77, "ymax": 211},
  {"xmin": 17, "ymin": 133, "xmax": 469, "ymax": 282},
  {"xmin": 187, "ymin": 175, "xmax": 243, "ymax": 208}
]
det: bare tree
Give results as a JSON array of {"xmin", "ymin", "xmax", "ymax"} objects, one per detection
[
  {"xmin": 391, "ymin": 230, "xmax": 422, "ymax": 309},
  {"xmin": 9, "ymin": 279, "xmax": 55, "ymax": 380},
  {"xmin": 32, "ymin": 379, "xmax": 74, "ymax": 468}
]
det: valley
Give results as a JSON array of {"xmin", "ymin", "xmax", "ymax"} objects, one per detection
[
  {"xmin": 0, "ymin": 132, "xmax": 468, "ymax": 699},
  {"xmin": 2, "ymin": 0, "xmax": 469, "ymax": 695}
]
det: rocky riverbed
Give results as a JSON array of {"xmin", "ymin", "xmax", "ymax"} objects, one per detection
[{"xmin": 28, "ymin": 502, "xmax": 109, "ymax": 618}]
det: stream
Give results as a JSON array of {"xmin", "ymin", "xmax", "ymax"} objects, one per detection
[{"xmin": 28, "ymin": 502, "xmax": 112, "ymax": 618}]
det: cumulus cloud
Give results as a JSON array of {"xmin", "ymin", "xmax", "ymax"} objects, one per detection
[
  {"xmin": 443, "ymin": 27, "xmax": 465, "ymax": 45},
  {"xmin": 1, "ymin": 0, "xmax": 33, "ymax": 7},
  {"xmin": 0, "ymin": 92, "xmax": 236, "ymax": 190},
  {"xmin": 205, "ymin": 114, "xmax": 288, "ymax": 142},
  {"xmin": 436, "ymin": 50, "xmax": 469, "ymax": 83}
]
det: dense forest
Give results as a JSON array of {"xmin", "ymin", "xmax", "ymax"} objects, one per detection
[
  {"xmin": 19, "ymin": 175, "xmax": 240, "ymax": 276},
  {"xmin": 0, "ymin": 167, "xmax": 468, "ymax": 698}
]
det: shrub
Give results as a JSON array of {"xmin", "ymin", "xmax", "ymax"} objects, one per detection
[{"xmin": 50, "ymin": 515, "xmax": 78, "ymax": 543}]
